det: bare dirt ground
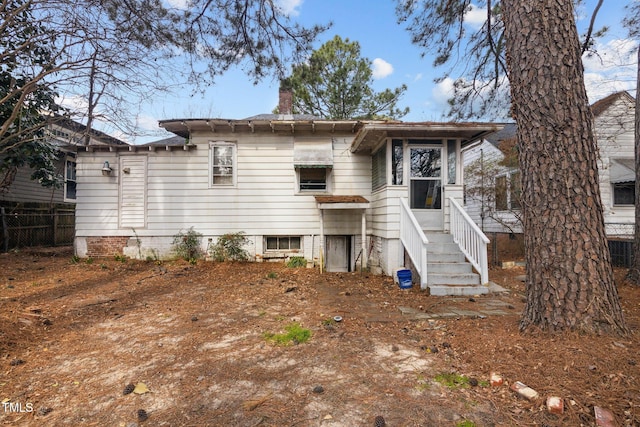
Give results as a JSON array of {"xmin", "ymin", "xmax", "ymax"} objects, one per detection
[{"xmin": 0, "ymin": 249, "xmax": 638, "ymax": 427}]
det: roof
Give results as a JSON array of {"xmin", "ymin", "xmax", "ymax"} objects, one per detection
[
  {"xmin": 158, "ymin": 118, "xmax": 504, "ymax": 154},
  {"xmin": 591, "ymin": 91, "xmax": 635, "ymax": 117},
  {"xmin": 483, "ymin": 123, "xmax": 517, "ymax": 148},
  {"xmin": 315, "ymin": 195, "xmax": 370, "ymax": 209},
  {"xmin": 350, "ymin": 121, "xmax": 505, "ymax": 153},
  {"xmin": 158, "ymin": 117, "xmax": 365, "ymax": 138},
  {"xmin": 51, "ymin": 116, "xmax": 129, "ymax": 146}
]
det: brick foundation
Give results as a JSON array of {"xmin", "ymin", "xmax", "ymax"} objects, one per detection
[{"xmin": 86, "ymin": 236, "xmax": 129, "ymax": 257}]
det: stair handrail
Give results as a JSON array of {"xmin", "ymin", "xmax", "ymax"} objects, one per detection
[
  {"xmin": 399, "ymin": 198, "xmax": 429, "ymax": 289},
  {"xmin": 448, "ymin": 196, "xmax": 490, "ymax": 285}
]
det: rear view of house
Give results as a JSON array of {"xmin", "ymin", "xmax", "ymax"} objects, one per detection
[{"xmin": 74, "ymin": 95, "xmax": 501, "ymax": 295}]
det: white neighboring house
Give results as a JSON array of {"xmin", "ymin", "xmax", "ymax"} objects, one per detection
[
  {"xmin": 463, "ymin": 91, "xmax": 636, "ymax": 265},
  {"xmin": 74, "ymin": 92, "xmax": 503, "ymax": 295}
]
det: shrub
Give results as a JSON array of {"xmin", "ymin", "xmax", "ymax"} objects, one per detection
[
  {"xmin": 286, "ymin": 256, "xmax": 306, "ymax": 268},
  {"xmin": 264, "ymin": 322, "xmax": 312, "ymax": 346},
  {"xmin": 209, "ymin": 232, "xmax": 250, "ymax": 262},
  {"xmin": 172, "ymin": 227, "xmax": 204, "ymax": 261}
]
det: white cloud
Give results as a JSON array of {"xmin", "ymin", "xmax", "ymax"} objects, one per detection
[
  {"xmin": 413, "ymin": 73, "xmax": 423, "ymax": 82},
  {"xmin": 464, "ymin": 3, "xmax": 486, "ymax": 30},
  {"xmin": 372, "ymin": 58, "xmax": 394, "ymax": 79},
  {"xmin": 164, "ymin": 0, "xmax": 190, "ymax": 9},
  {"xmin": 275, "ymin": 0, "xmax": 303, "ymax": 16},
  {"xmin": 583, "ymin": 38, "xmax": 638, "ymax": 102}
]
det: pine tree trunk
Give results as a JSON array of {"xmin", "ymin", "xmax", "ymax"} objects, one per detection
[
  {"xmin": 501, "ymin": 0, "xmax": 629, "ymax": 334},
  {"xmin": 627, "ymin": 45, "xmax": 640, "ymax": 285}
]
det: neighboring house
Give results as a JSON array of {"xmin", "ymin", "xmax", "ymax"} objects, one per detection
[
  {"xmin": 463, "ymin": 91, "xmax": 636, "ymax": 265},
  {"xmin": 74, "ymin": 92, "xmax": 502, "ymax": 295},
  {"xmin": 0, "ymin": 118, "xmax": 127, "ymax": 249},
  {"xmin": 1, "ymin": 117, "xmax": 128, "ymax": 206}
]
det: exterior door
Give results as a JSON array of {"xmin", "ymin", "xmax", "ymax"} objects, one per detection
[
  {"xmin": 326, "ymin": 236, "xmax": 349, "ymax": 272},
  {"xmin": 409, "ymin": 146, "xmax": 444, "ymax": 230}
]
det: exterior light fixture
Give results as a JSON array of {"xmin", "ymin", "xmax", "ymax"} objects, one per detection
[{"xmin": 102, "ymin": 161, "xmax": 113, "ymax": 176}]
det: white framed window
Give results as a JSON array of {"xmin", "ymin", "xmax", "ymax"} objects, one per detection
[
  {"xmin": 296, "ymin": 167, "xmax": 330, "ymax": 193},
  {"xmin": 209, "ymin": 141, "xmax": 236, "ymax": 186},
  {"xmin": 266, "ymin": 236, "xmax": 301, "ymax": 251},
  {"xmin": 495, "ymin": 170, "xmax": 521, "ymax": 211},
  {"xmin": 64, "ymin": 153, "xmax": 77, "ymax": 201}
]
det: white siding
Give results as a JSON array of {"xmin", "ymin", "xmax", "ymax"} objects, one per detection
[
  {"xmin": 594, "ymin": 96, "xmax": 636, "ymax": 237},
  {"xmin": 75, "ymin": 131, "xmax": 373, "ymax": 257},
  {"xmin": 0, "ymin": 159, "xmax": 66, "ymax": 204},
  {"xmin": 462, "ymin": 141, "xmax": 521, "ymax": 233}
]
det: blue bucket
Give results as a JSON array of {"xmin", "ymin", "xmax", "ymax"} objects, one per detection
[{"xmin": 397, "ymin": 269, "xmax": 412, "ymax": 289}]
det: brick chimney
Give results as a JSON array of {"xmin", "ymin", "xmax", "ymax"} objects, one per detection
[{"xmin": 278, "ymin": 89, "xmax": 293, "ymax": 115}]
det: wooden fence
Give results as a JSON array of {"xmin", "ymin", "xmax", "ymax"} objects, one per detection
[{"xmin": 0, "ymin": 206, "xmax": 75, "ymax": 250}]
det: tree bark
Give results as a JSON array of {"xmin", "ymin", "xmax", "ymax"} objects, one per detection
[
  {"xmin": 501, "ymin": 0, "xmax": 629, "ymax": 334},
  {"xmin": 627, "ymin": 44, "xmax": 640, "ymax": 285}
]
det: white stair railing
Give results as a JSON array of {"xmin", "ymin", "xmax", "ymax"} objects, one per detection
[
  {"xmin": 399, "ymin": 198, "xmax": 429, "ymax": 289},
  {"xmin": 448, "ymin": 196, "xmax": 490, "ymax": 285}
]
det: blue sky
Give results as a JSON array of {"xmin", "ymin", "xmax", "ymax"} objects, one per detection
[{"xmin": 113, "ymin": 0, "xmax": 639, "ymax": 143}]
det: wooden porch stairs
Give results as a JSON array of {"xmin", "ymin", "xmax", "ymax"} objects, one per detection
[{"xmin": 422, "ymin": 232, "xmax": 489, "ymax": 296}]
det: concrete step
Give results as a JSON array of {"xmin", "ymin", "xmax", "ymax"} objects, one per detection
[
  {"xmin": 426, "ymin": 242, "xmax": 461, "ymax": 254},
  {"xmin": 427, "ymin": 272, "xmax": 480, "ymax": 285},
  {"xmin": 424, "ymin": 232, "xmax": 455, "ymax": 243},
  {"xmin": 428, "ymin": 252, "xmax": 466, "ymax": 263},
  {"xmin": 428, "ymin": 284, "xmax": 489, "ymax": 296},
  {"xmin": 427, "ymin": 262, "xmax": 472, "ymax": 274}
]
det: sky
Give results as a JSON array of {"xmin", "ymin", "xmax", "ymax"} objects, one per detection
[{"xmin": 100, "ymin": 0, "xmax": 639, "ymax": 144}]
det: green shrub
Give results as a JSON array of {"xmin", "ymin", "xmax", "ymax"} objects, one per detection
[
  {"xmin": 172, "ymin": 227, "xmax": 204, "ymax": 261},
  {"xmin": 264, "ymin": 322, "xmax": 312, "ymax": 346},
  {"xmin": 209, "ymin": 232, "xmax": 250, "ymax": 262},
  {"xmin": 286, "ymin": 256, "xmax": 306, "ymax": 268},
  {"xmin": 434, "ymin": 372, "xmax": 470, "ymax": 389}
]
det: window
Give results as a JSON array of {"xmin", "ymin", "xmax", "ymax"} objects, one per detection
[
  {"xmin": 372, "ymin": 147, "xmax": 386, "ymax": 190},
  {"xmin": 298, "ymin": 168, "xmax": 328, "ymax": 192},
  {"xmin": 495, "ymin": 171, "xmax": 521, "ymax": 211},
  {"xmin": 266, "ymin": 236, "xmax": 301, "ymax": 251},
  {"xmin": 613, "ymin": 182, "xmax": 635, "ymax": 205},
  {"xmin": 210, "ymin": 142, "xmax": 235, "ymax": 186},
  {"xmin": 447, "ymin": 139, "xmax": 457, "ymax": 184},
  {"xmin": 495, "ymin": 176, "xmax": 508, "ymax": 210},
  {"xmin": 409, "ymin": 147, "xmax": 442, "ymax": 209},
  {"xmin": 392, "ymin": 139, "xmax": 403, "ymax": 185},
  {"xmin": 64, "ymin": 154, "xmax": 76, "ymax": 201}
]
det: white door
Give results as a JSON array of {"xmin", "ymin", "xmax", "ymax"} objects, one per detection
[
  {"xmin": 409, "ymin": 146, "xmax": 444, "ymax": 230},
  {"xmin": 326, "ymin": 236, "xmax": 349, "ymax": 272},
  {"xmin": 119, "ymin": 156, "xmax": 147, "ymax": 228}
]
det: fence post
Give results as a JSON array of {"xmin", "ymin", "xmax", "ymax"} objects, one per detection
[
  {"xmin": 53, "ymin": 207, "xmax": 58, "ymax": 246},
  {"xmin": 1, "ymin": 207, "xmax": 7, "ymax": 252}
]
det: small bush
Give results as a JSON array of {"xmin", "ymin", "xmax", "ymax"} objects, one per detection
[
  {"xmin": 264, "ymin": 322, "xmax": 312, "ymax": 346},
  {"xmin": 434, "ymin": 372, "xmax": 470, "ymax": 389},
  {"xmin": 286, "ymin": 256, "xmax": 306, "ymax": 268},
  {"xmin": 172, "ymin": 227, "xmax": 204, "ymax": 261},
  {"xmin": 209, "ymin": 232, "xmax": 250, "ymax": 262}
]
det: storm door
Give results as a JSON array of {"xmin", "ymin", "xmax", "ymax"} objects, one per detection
[{"xmin": 409, "ymin": 146, "xmax": 443, "ymax": 230}]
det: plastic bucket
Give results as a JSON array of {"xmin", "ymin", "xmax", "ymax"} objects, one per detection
[{"xmin": 396, "ymin": 269, "xmax": 412, "ymax": 289}]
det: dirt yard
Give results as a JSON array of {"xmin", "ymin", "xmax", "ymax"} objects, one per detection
[{"xmin": 0, "ymin": 249, "xmax": 638, "ymax": 427}]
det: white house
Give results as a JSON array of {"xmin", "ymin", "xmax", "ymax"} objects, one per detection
[
  {"xmin": 74, "ymin": 93, "xmax": 502, "ymax": 295},
  {"xmin": 463, "ymin": 91, "xmax": 636, "ymax": 265}
]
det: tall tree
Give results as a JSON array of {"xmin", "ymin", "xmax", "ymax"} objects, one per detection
[
  {"xmin": 281, "ymin": 35, "xmax": 409, "ymax": 120},
  {"xmin": 398, "ymin": 0, "xmax": 629, "ymax": 334},
  {"xmin": 0, "ymin": 0, "xmax": 63, "ymax": 190},
  {"xmin": 2, "ymin": 0, "xmax": 328, "ymax": 144}
]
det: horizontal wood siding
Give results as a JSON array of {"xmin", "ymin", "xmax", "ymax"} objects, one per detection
[
  {"xmin": 462, "ymin": 142, "xmax": 515, "ymax": 233},
  {"xmin": 595, "ymin": 96, "xmax": 635, "ymax": 232},
  {"xmin": 0, "ymin": 158, "xmax": 66, "ymax": 204},
  {"xmin": 76, "ymin": 131, "xmax": 372, "ymax": 238}
]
